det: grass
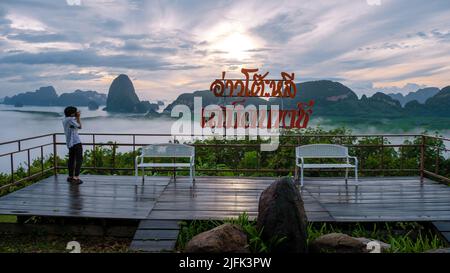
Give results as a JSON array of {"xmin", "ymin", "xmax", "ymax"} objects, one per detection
[
  {"xmin": 177, "ymin": 215, "xmax": 447, "ymax": 253},
  {"xmin": 0, "ymin": 234, "xmax": 132, "ymax": 253},
  {"xmin": 0, "ymin": 215, "xmax": 17, "ymax": 223},
  {"xmin": 307, "ymin": 222, "xmax": 446, "ymax": 253}
]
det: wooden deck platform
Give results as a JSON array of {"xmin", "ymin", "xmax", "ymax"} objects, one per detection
[{"xmin": 0, "ymin": 175, "xmax": 449, "ymax": 223}]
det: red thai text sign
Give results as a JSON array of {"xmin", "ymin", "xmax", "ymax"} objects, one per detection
[{"xmin": 210, "ymin": 68, "xmax": 297, "ymax": 98}]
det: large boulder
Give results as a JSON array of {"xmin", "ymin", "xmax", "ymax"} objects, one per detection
[
  {"xmin": 309, "ymin": 233, "xmax": 365, "ymax": 253},
  {"xmin": 309, "ymin": 233, "xmax": 390, "ymax": 253},
  {"xmin": 256, "ymin": 177, "xmax": 308, "ymax": 253},
  {"xmin": 105, "ymin": 74, "xmax": 141, "ymax": 113},
  {"xmin": 185, "ymin": 223, "xmax": 249, "ymax": 253}
]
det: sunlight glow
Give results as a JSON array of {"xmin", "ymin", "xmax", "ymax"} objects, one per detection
[{"xmin": 215, "ymin": 32, "xmax": 256, "ymax": 61}]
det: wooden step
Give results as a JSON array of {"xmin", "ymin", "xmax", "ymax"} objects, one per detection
[
  {"xmin": 130, "ymin": 220, "xmax": 181, "ymax": 253},
  {"xmin": 431, "ymin": 221, "xmax": 450, "ymax": 244}
]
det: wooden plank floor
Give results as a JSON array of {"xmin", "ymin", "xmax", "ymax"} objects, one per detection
[
  {"xmin": 0, "ymin": 175, "xmax": 169, "ymax": 219},
  {"xmin": 0, "ymin": 175, "xmax": 449, "ymax": 222},
  {"xmin": 147, "ymin": 176, "xmax": 333, "ymax": 221}
]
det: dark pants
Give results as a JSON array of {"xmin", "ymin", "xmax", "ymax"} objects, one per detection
[{"xmin": 68, "ymin": 143, "xmax": 83, "ymax": 177}]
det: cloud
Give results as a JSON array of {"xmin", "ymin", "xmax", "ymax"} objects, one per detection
[
  {"xmin": 66, "ymin": 0, "xmax": 81, "ymax": 6},
  {"xmin": 7, "ymin": 32, "xmax": 67, "ymax": 43},
  {"xmin": 366, "ymin": 0, "xmax": 381, "ymax": 6},
  {"xmin": 250, "ymin": 10, "xmax": 316, "ymax": 43},
  {"xmin": 0, "ymin": 49, "xmax": 202, "ymax": 71},
  {"xmin": 1, "ymin": 0, "xmax": 450, "ymax": 100}
]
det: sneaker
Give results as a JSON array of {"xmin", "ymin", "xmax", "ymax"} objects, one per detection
[
  {"xmin": 71, "ymin": 179, "xmax": 83, "ymax": 185},
  {"xmin": 67, "ymin": 177, "xmax": 74, "ymax": 183}
]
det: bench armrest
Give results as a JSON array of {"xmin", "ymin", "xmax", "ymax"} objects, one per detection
[
  {"xmin": 135, "ymin": 155, "xmax": 142, "ymax": 166},
  {"xmin": 348, "ymin": 156, "xmax": 358, "ymax": 165},
  {"xmin": 296, "ymin": 156, "xmax": 304, "ymax": 166}
]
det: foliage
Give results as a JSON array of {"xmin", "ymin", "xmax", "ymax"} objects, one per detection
[{"xmin": 178, "ymin": 217, "xmax": 446, "ymax": 253}]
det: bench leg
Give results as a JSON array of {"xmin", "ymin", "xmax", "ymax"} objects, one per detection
[
  {"xmin": 300, "ymin": 167, "xmax": 304, "ymax": 187},
  {"xmin": 190, "ymin": 166, "xmax": 193, "ymax": 187},
  {"xmin": 294, "ymin": 165, "xmax": 299, "ymax": 183},
  {"xmin": 345, "ymin": 168, "xmax": 348, "ymax": 184},
  {"xmin": 135, "ymin": 163, "xmax": 138, "ymax": 184}
]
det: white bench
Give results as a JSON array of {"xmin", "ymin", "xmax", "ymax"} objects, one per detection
[
  {"xmin": 295, "ymin": 144, "xmax": 358, "ymax": 187},
  {"xmin": 135, "ymin": 143, "xmax": 195, "ymax": 186}
]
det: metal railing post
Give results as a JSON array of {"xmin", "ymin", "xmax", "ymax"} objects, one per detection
[
  {"xmin": 435, "ymin": 146, "xmax": 439, "ymax": 175},
  {"xmin": 53, "ymin": 133, "xmax": 57, "ymax": 176},
  {"xmin": 10, "ymin": 153, "xmax": 14, "ymax": 183},
  {"xmin": 93, "ymin": 134, "xmax": 96, "ymax": 171},
  {"xmin": 420, "ymin": 135, "xmax": 425, "ymax": 183}
]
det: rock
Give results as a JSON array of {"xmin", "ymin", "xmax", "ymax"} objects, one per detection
[
  {"xmin": 309, "ymin": 233, "xmax": 366, "ymax": 253},
  {"xmin": 185, "ymin": 223, "xmax": 249, "ymax": 253},
  {"xmin": 355, "ymin": 237, "xmax": 391, "ymax": 253},
  {"xmin": 88, "ymin": 100, "xmax": 99, "ymax": 110},
  {"xmin": 309, "ymin": 233, "xmax": 390, "ymax": 253},
  {"xmin": 105, "ymin": 74, "xmax": 141, "ymax": 112},
  {"xmin": 256, "ymin": 177, "xmax": 308, "ymax": 253},
  {"xmin": 135, "ymin": 100, "xmax": 159, "ymax": 113},
  {"xmin": 425, "ymin": 248, "xmax": 450, "ymax": 253}
]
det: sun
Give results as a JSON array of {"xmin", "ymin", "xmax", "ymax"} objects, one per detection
[{"xmin": 217, "ymin": 32, "xmax": 255, "ymax": 60}]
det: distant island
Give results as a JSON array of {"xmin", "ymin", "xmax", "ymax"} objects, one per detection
[
  {"xmin": 104, "ymin": 74, "xmax": 159, "ymax": 115},
  {"xmin": 2, "ymin": 86, "xmax": 107, "ymax": 108}
]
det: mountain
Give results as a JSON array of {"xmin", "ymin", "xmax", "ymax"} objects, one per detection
[
  {"xmin": 268, "ymin": 80, "xmax": 367, "ymax": 116},
  {"xmin": 163, "ymin": 89, "xmax": 268, "ymax": 114},
  {"xmin": 104, "ymin": 74, "xmax": 159, "ymax": 114},
  {"xmin": 270, "ymin": 80, "xmax": 358, "ymax": 110},
  {"xmin": 3, "ymin": 86, "xmax": 58, "ymax": 106},
  {"xmin": 164, "ymin": 80, "xmax": 406, "ymax": 118},
  {"xmin": 164, "ymin": 80, "xmax": 450, "ymax": 119},
  {"xmin": 423, "ymin": 86, "xmax": 450, "ymax": 116},
  {"xmin": 2, "ymin": 87, "xmax": 107, "ymax": 107},
  {"xmin": 361, "ymin": 92, "xmax": 403, "ymax": 117},
  {"xmin": 57, "ymin": 89, "xmax": 106, "ymax": 106},
  {"xmin": 387, "ymin": 87, "xmax": 439, "ymax": 106}
]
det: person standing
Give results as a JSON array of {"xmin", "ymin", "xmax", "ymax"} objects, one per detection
[{"xmin": 62, "ymin": 106, "xmax": 83, "ymax": 185}]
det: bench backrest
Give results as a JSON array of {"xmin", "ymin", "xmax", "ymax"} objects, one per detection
[
  {"xmin": 140, "ymin": 143, "xmax": 194, "ymax": 158},
  {"xmin": 296, "ymin": 144, "xmax": 348, "ymax": 158}
]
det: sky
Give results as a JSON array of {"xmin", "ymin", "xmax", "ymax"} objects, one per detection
[{"xmin": 0, "ymin": 0, "xmax": 450, "ymax": 101}]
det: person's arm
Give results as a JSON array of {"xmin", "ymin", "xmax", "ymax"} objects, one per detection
[{"xmin": 75, "ymin": 111, "xmax": 82, "ymax": 129}]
